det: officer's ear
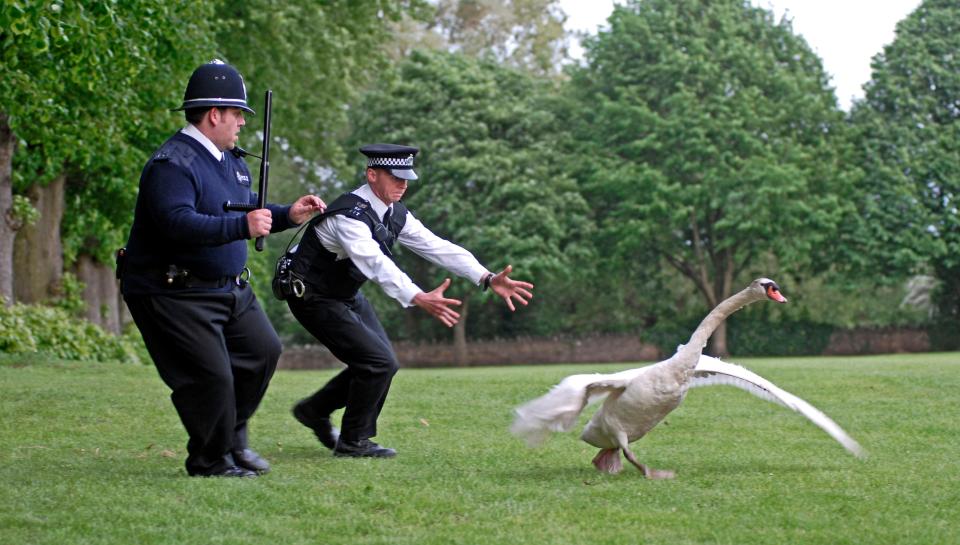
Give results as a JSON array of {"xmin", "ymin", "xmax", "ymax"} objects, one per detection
[
  {"xmin": 365, "ymin": 167, "xmax": 378, "ymax": 184},
  {"xmin": 207, "ymin": 107, "xmax": 222, "ymax": 126}
]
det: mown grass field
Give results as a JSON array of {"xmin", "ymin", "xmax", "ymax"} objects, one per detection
[{"xmin": 1, "ymin": 352, "xmax": 958, "ymax": 545}]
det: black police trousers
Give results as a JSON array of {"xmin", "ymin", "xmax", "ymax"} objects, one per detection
[
  {"xmin": 287, "ymin": 292, "xmax": 400, "ymax": 442},
  {"xmin": 124, "ymin": 285, "xmax": 281, "ymax": 475}
]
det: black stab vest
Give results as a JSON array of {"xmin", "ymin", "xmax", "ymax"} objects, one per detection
[{"xmin": 291, "ymin": 192, "xmax": 407, "ymax": 299}]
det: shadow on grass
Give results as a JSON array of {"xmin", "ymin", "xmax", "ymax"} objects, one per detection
[
  {"xmin": 494, "ymin": 456, "xmax": 857, "ymax": 484},
  {"xmin": 269, "ymin": 445, "xmax": 336, "ymax": 462}
]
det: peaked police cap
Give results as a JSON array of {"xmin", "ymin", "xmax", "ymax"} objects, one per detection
[
  {"xmin": 359, "ymin": 144, "xmax": 419, "ymax": 181},
  {"xmin": 173, "ymin": 59, "xmax": 255, "ymax": 114}
]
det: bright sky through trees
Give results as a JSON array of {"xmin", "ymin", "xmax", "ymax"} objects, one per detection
[{"xmin": 559, "ymin": 0, "xmax": 922, "ymax": 110}]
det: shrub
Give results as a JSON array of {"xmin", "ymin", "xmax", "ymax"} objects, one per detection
[
  {"xmin": 640, "ymin": 310, "xmax": 835, "ymax": 357},
  {"xmin": 0, "ymin": 299, "xmax": 145, "ymax": 364},
  {"xmin": 727, "ymin": 315, "xmax": 835, "ymax": 357}
]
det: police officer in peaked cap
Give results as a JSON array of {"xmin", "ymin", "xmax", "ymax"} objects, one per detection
[
  {"xmin": 287, "ymin": 143, "xmax": 535, "ymax": 458},
  {"xmin": 119, "ymin": 59, "xmax": 326, "ymax": 477}
]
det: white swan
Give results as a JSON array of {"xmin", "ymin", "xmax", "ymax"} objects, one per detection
[{"xmin": 510, "ymin": 278, "xmax": 865, "ymax": 478}]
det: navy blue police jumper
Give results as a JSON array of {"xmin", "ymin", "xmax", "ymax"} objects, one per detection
[
  {"xmin": 123, "ymin": 130, "xmax": 293, "ymax": 293},
  {"xmin": 121, "ymin": 130, "xmax": 291, "ymax": 476}
]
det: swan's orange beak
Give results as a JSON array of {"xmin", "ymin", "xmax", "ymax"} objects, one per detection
[{"xmin": 766, "ymin": 285, "xmax": 787, "ymax": 303}]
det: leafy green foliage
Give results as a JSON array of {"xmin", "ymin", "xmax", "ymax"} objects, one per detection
[
  {"xmin": 217, "ymin": 0, "xmax": 421, "ymax": 181},
  {"xmin": 0, "ymin": 298, "xmax": 145, "ymax": 363},
  {"xmin": 7, "ymin": 194, "xmax": 38, "ymax": 228},
  {"xmin": 849, "ymin": 0, "xmax": 960, "ymax": 323},
  {"xmin": 346, "ymin": 50, "xmax": 594, "ymax": 339},
  {"xmin": 726, "ymin": 313, "xmax": 834, "ymax": 357},
  {"xmin": 566, "ymin": 0, "xmax": 857, "ymax": 352},
  {"xmin": 1, "ymin": 1, "xmax": 218, "ymax": 264},
  {"xmin": 52, "ymin": 272, "xmax": 86, "ymax": 316}
]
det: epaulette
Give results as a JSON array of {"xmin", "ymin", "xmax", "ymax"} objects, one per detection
[{"xmin": 152, "ymin": 138, "xmax": 198, "ymax": 169}]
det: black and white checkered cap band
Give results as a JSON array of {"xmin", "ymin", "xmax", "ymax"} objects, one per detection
[{"xmin": 367, "ymin": 155, "xmax": 415, "ymax": 168}]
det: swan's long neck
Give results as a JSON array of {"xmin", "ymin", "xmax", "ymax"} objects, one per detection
[{"xmin": 674, "ymin": 287, "xmax": 759, "ymax": 368}]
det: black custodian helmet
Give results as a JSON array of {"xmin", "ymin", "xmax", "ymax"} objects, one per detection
[{"xmin": 173, "ymin": 59, "xmax": 255, "ymax": 114}]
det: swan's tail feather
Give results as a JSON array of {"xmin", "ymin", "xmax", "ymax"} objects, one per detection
[
  {"xmin": 691, "ymin": 355, "xmax": 866, "ymax": 458},
  {"xmin": 510, "ymin": 373, "xmax": 627, "ymax": 447}
]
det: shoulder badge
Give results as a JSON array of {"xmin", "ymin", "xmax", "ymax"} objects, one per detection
[{"xmin": 348, "ymin": 201, "xmax": 369, "ymax": 219}]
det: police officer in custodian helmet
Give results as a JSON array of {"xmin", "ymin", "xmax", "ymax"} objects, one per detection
[{"xmin": 120, "ymin": 60, "xmax": 325, "ymax": 477}]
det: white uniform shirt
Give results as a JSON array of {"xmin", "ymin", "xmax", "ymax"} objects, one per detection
[
  {"xmin": 181, "ymin": 124, "xmax": 223, "ymax": 161},
  {"xmin": 313, "ymin": 184, "xmax": 490, "ymax": 307}
]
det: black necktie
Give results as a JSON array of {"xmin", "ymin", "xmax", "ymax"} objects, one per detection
[{"xmin": 382, "ymin": 207, "xmax": 391, "ymax": 225}]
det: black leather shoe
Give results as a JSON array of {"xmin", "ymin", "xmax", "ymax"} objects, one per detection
[
  {"xmin": 232, "ymin": 448, "xmax": 270, "ymax": 474},
  {"xmin": 292, "ymin": 401, "xmax": 340, "ymax": 450},
  {"xmin": 193, "ymin": 465, "xmax": 258, "ymax": 478},
  {"xmin": 333, "ymin": 438, "xmax": 396, "ymax": 458}
]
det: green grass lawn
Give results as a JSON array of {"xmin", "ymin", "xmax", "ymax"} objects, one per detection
[{"xmin": 1, "ymin": 352, "xmax": 958, "ymax": 545}]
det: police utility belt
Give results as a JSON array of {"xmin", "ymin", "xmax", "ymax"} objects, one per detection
[
  {"xmin": 117, "ymin": 248, "xmax": 251, "ymax": 289},
  {"xmin": 160, "ymin": 265, "xmax": 251, "ymax": 289}
]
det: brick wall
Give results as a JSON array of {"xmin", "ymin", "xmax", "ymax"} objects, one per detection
[{"xmin": 277, "ymin": 327, "xmax": 933, "ymax": 370}]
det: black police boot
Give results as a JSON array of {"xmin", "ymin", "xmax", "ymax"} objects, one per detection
[
  {"xmin": 292, "ymin": 400, "xmax": 340, "ymax": 450},
  {"xmin": 333, "ymin": 438, "xmax": 396, "ymax": 458},
  {"xmin": 231, "ymin": 448, "xmax": 271, "ymax": 474}
]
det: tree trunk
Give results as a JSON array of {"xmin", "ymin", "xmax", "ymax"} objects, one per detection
[
  {"xmin": 0, "ymin": 114, "xmax": 16, "ymax": 305},
  {"xmin": 13, "ymin": 174, "xmax": 65, "ymax": 303},
  {"xmin": 74, "ymin": 254, "xmax": 122, "ymax": 333},
  {"xmin": 709, "ymin": 321, "xmax": 729, "ymax": 357},
  {"xmin": 707, "ymin": 263, "xmax": 734, "ymax": 357},
  {"xmin": 452, "ymin": 297, "xmax": 470, "ymax": 366}
]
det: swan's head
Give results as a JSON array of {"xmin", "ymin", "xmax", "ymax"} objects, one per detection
[{"xmin": 749, "ymin": 278, "xmax": 788, "ymax": 303}]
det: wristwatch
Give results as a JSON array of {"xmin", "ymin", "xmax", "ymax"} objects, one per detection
[{"xmin": 481, "ymin": 272, "xmax": 494, "ymax": 291}]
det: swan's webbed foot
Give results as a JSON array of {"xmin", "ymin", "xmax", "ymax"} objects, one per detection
[
  {"xmin": 622, "ymin": 446, "xmax": 675, "ymax": 480},
  {"xmin": 641, "ymin": 467, "xmax": 675, "ymax": 480},
  {"xmin": 592, "ymin": 448, "xmax": 623, "ymax": 474}
]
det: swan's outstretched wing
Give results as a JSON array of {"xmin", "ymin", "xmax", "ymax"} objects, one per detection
[
  {"xmin": 690, "ymin": 355, "xmax": 865, "ymax": 458},
  {"xmin": 510, "ymin": 368, "xmax": 646, "ymax": 447}
]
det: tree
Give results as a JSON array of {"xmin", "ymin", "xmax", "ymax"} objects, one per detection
[
  {"xmin": 216, "ymin": 0, "xmax": 424, "ymax": 183},
  {"xmin": 849, "ymin": 0, "xmax": 960, "ymax": 342},
  {"xmin": 567, "ymin": 0, "xmax": 856, "ymax": 355},
  {"xmin": 346, "ymin": 50, "xmax": 593, "ymax": 363},
  {"xmin": 0, "ymin": 1, "xmax": 216, "ymax": 307}
]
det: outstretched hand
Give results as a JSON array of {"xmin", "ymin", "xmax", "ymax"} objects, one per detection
[
  {"xmin": 412, "ymin": 278, "xmax": 463, "ymax": 327},
  {"xmin": 489, "ymin": 264, "xmax": 534, "ymax": 311},
  {"xmin": 289, "ymin": 194, "xmax": 327, "ymax": 225}
]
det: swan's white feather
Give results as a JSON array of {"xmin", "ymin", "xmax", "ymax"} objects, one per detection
[
  {"xmin": 691, "ymin": 355, "xmax": 865, "ymax": 458},
  {"xmin": 509, "ymin": 368, "xmax": 645, "ymax": 447}
]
